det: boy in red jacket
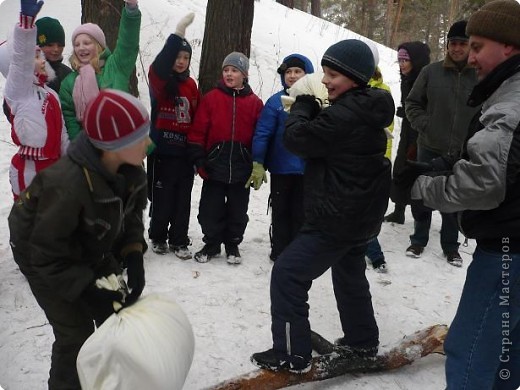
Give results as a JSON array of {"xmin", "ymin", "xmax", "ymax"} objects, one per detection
[{"xmin": 188, "ymin": 51, "xmax": 263, "ymax": 264}]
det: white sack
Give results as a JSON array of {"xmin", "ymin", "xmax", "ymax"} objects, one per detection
[
  {"xmin": 280, "ymin": 72, "xmax": 329, "ymax": 112},
  {"xmin": 77, "ymin": 294, "xmax": 195, "ymax": 390}
]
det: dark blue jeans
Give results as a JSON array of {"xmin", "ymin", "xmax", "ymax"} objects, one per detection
[
  {"xmin": 270, "ymin": 231, "xmax": 379, "ymax": 360},
  {"xmin": 410, "ymin": 147, "xmax": 459, "ymax": 253},
  {"xmin": 366, "ymin": 237, "xmax": 385, "ymax": 267},
  {"xmin": 445, "ymin": 246, "xmax": 520, "ymax": 390}
]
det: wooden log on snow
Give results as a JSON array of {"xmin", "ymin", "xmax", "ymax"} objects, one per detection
[{"xmin": 205, "ymin": 324, "xmax": 448, "ymax": 390}]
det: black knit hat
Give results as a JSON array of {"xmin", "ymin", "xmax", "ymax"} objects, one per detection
[
  {"xmin": 321, "ymin": 39, "xmax": 375, "ymax": 85},
  {"xmin": 277, "ymin": 56, "xmax": 306, "ymax": 74},
  {"xmin": 466, "ymin": 0, "xmax": 520, "ymax": 48},
  {"xmin": 447, "ymin": 20, "xmax": 468, "ymax": 41},
  {"xmin": 179, "ymin": 38, "xmax": 192, "ymax": 56},
  {"xmin": 36, "ymin": 17, "xmax": 65, "ymax": 47}
]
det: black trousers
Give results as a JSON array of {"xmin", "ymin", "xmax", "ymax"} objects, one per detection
[
  {"xmin": 148, "ymin": 155, "xmax": 194, "ymax": 247},
  {"xmin": 14, "ymin": 258, "xmax": 94, "ymax": 390},
  {"xmin": 390, "ymin": 120, "xmax": 418, "ymax": 205},
  {"xmin": 270, "ymin": 231, "xmax": 379, "ymax": 360},
  {"xmin": 197, "ymin": 180, "xmax": 250, "ymax": 248},
  {"xmin": 269, "ymin": 174, "xmax": 304, "ymax": 259}
]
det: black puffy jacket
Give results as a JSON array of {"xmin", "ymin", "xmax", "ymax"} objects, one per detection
[{"xmin": 284, "ymin": 87, "xmax": 395, "ymax": 243}]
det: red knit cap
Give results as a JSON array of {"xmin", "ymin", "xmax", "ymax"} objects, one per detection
[{"xmin": 83, "ymin": 89, "xmax": 150, "ymax": 151}]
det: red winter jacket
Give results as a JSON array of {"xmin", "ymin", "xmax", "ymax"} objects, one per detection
[
  {"xmin": 148, "ymin": 66, "xmax": 201, "ymax": 156},
  {"xmin": 188, "ymin": 81, "xmax": 263, "ymax": 184}
]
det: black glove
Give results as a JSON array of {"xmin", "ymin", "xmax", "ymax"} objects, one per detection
[
  {"xmin": 125, "ymin": 251, "xmax": 145, "ymax": 305},
  {"xmin": 292, "ymin": 94, "xmax": 321, "ymax": 119},
  {"xmin": 393, "ymin": 160, "xmax": 433, "ymax": 189},
  {"xmin": 396, "ymin": 106, "xmax": 405, "ymax": 118},
  {"xmin": 82, "ymin": 283, "xmax": 124, "ymax": 325},
  {"xmin": 428, "ymin": 155, "xmax": 458, "ymax": 173},
  {"xmin": 395, "ymin": 154, "xmax": 458, "ymax": 189}
]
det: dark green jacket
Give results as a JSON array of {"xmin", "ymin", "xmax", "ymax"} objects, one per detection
[
  {"xmin": 405, "ymin": 56, "xmax": 480, "ymax": 156},
  {"xmin": 59, "ymin": 6, "xmax": 141, "ymax": 139},
  {"xmin": 8, "ymin": 133, "xmax": 147, "ymax": 302}
]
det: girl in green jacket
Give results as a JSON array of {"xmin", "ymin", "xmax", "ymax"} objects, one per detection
[{"xmin": 59, "ymin": 0, "xmax": 141, "ymax": 140}]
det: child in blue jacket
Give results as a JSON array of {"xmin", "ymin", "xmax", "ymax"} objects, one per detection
[{"xmin": 249, "ymin": 54, "xmax": 314, "ymax": 261}]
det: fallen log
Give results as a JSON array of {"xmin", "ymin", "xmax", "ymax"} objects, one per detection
[{"xmin": 205, "ymin": 324, "xmax": 448, "ymax": 390}]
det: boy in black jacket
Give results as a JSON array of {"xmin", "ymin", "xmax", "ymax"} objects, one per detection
[
  {"xmin": 251, "ymin": 39, "xmax": 395, "ymax": 373},
  {"xmin": 9, "ymin": 89, "xmax": 150, "ymax": 389}
]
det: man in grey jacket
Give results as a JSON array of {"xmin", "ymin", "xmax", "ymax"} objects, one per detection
[
  {"xmin": 405, "ymin": 20, "xmax": 479, "ymax": 266},
  {"xmin": 411, "ymin": 0, "xmax": 520, "ymax": 388}
]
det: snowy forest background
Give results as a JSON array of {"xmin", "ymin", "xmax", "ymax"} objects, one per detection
[{"xmin": 1, "ymin": 0, "xmax": 515, "ymax": 389}]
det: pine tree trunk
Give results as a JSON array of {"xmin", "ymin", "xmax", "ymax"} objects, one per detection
[
  {"xmin": 276, "ymin": 0, "xmax": 295, "ymax": 8},
  {"xmin": 390, "ymin": 0, "xmax": 404, "ymax": 48},
  {"xmin": 448, "ymin": 0, "xmax": 460, "ymax": 28},
  {"xmin": 310, "ymin": 0, "xmax": 321, "ymax": 17},
  {"xmin": 384, "ymin": 0, "xmax": 394, "ymax": 46},
  {"xmin": 198, "ymin": 0, "xmax": 254, "ymax": 94}
]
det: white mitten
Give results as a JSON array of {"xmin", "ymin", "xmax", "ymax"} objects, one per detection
[
  {"xmin": 95, "ymin": 274, "xmax": 128, "ymax": 311},
  {"xmin": 175, "ymin": 12, "xmax": 195, "ymax": 38}
]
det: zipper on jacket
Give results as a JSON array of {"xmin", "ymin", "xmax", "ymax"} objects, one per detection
[{"xmin": 229, "ymin": 90, "xmax": 237, "ymax": 184}]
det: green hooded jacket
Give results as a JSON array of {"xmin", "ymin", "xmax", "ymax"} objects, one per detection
[{"xmin": 59, "ymin": 6, "xmax": 141, "ymax": 140}]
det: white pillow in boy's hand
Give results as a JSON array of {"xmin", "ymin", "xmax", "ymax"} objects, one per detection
[{"xmin": 281, "ymin": 72, "xmax": 329, "ymax": 112}]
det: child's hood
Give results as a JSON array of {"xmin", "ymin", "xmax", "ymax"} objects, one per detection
[{"xmin": 279, "ymin": 53, "xmax": 314, "ymax": 89}]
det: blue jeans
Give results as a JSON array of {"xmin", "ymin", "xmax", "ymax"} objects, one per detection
[
  {"xmin": 366, "ymin": 238, "xmax": 385, "ymax": 267},
  {"xmin": 410, "ymin": 147, "xmax": 459, "ymax": 253},
  {"xmin": 445, "ymin": 246, "xmax": 520, "ymax": 390}
]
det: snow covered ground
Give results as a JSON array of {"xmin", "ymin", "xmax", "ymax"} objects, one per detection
[{"xmin": 0, "ymin": 0, "xmax": 475, "ymax": 388}]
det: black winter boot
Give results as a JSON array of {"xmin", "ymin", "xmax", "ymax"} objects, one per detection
[
  {"xmin": 250, "ymin": 349, "xmax": 311, "ymax": 374},
  {"xmin": 383, "ymin": 204, "xmax": 405, "ymax": 224}
]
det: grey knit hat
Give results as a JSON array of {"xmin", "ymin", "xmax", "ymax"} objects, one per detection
[
  {"xmin": 222, "ymin": 51, "xmax": 249, "ymax": 77},
  {"xmin": 321, "ymin": 39, "xmax": 375, "ymax": 86},
  {"xmin": 466, "ymin": 0, "xmax": 520, "ymax": 48}
]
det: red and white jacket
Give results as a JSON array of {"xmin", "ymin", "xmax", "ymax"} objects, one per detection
[{"xmin": 4, "ymin": 16, "xmax": 69, "ymax": 164}]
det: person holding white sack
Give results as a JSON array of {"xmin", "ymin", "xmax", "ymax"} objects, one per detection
[
  {"xmin": 2, "ymin": 0, "xmax": 69, "ymax": 201},
  {"xmin": 8, "ymin": 88, "xmax": 150, "ymax": 390}
]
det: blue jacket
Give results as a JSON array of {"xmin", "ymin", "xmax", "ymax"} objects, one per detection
[{"xmin": 252, "ymin": 54, "xmax": 314, "ymax": 174}]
